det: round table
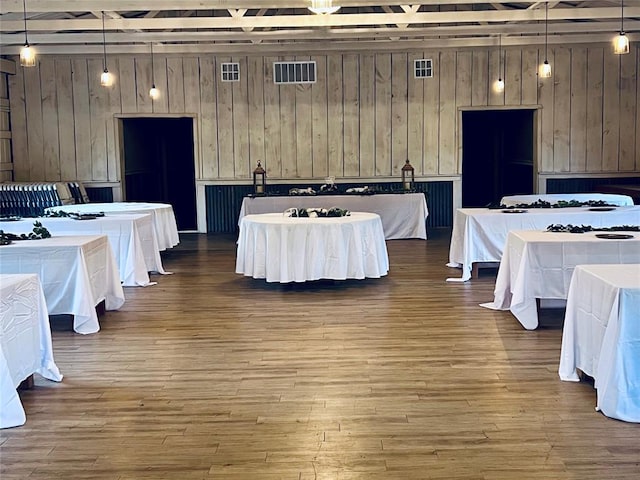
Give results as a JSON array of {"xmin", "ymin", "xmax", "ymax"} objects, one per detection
[{"xmin": 235, "ymin": 212, "xmax": 389, "ymax": 283}]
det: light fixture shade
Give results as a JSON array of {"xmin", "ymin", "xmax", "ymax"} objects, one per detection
[
  {"xmin": 100, "ymin": 69, "xmax": 113, "ymax": 87},
  {"xmin": 614, "ymin": 32, "xmax": 630, "ymax": 54},
  {"xmin": 540, "ymin": 60, "xmax": 552, "ymax": 78},
  {"xmin": 19, "ymin": 44, "xmax": 36, "ymax": 67},
  {"xmin": 149, "ymin": 85, "xmax": 160, "ymax": 100},
  {"xmin": 308, "ymin": 0, "xmax": 340, "ymax": 14},
  {"xmin": 494, "ymin": 78, "xmax": 505, "ymax": 93}
]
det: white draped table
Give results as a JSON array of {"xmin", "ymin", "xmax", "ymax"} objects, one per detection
[
  {"xmin": 447, "ymin": 206, "xmax": 640, "ymax": 281},
  {"xmin": 481, "ymin": 230, "xmax": 640, "ymax": 330},
  {"xmin": 1, "ymin": 274, "xmax": 63, "ymax": 429},
  {"xmin": 558, "ymin": 264, "xmax": 640, "ymax": 422},
  {"xmin": 0, "ymin": 235, "xmax": 125, "ymax": 334},
  {"xmin": 500, "ymin": 193, "xmax": 634, "ymax": 207},
  {"xmin": 0, "ymin": 214, "xmax": 166, "ymax": 287},
  {"xmin": 239, "ymin": 193, "xmax": 428, "ymax": 240},
  {"xmin": 236, "ymin": 212, "xmax": 389, "ymax": 283},
  {"xmin": 46, "ymin": 202, "xmax": 179, "ymax": 251}
]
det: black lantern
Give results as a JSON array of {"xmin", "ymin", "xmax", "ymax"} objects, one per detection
[
  {"xmin": 401, "ymin": 160, "xmax": 415, "ymax": 191},
  {"xmin": 253, "ymin": 161, "xmax": 266, "ymax": 195}
]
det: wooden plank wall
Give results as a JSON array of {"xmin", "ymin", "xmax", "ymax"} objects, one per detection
[
  {"xmin": 0, "ymin": 72, "xmax": 13, "ymax": 181},
  {"xmin": 7, "ymin": 44, "xmax": 640, "ymax": 184}
]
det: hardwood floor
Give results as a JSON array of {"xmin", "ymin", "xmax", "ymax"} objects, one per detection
[{"xmin": 2, "ymin": 229, "xmax": 639, "ymax": 479}]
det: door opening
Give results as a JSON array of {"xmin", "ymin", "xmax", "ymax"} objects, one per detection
[
  {"xmin": 120, "ymin": 117, "xmax": 196, "ymax": 231},
  {"xmin": 461, "ymin": 109, "xmax": 535, "ymax": 207}
]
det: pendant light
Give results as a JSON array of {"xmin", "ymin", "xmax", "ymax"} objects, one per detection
[
  {"xmin": 19, "ymin": 0, "xmax": 35, "ymax": 67},
  {"xmin": 495, "ymin": 34, "xmax": 505, "ymax": 93},
  {"xmin": 308, "ymin": 0, "xmax": 340, "ymax": 15},
  {"xmin": 149, "ymin": 43, "xmax": 160, "ymax": 100},
  {"xmin": 613, "ymin": 0, "xmax": 630, "ymax": 55},
  {"xmin": 100, "ymin": 12, "xmax": 113, "ymax": 87},
  {"xmin": 540, "ymin": 3, "xmax": 552, "ymax": 78}
]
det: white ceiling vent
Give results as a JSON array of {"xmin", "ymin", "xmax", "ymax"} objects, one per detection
[{"xmin": 273, "ymin": 61, "xmax": 317, "ymax": 84}]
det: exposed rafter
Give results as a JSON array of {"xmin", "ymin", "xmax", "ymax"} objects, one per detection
[{"xmin": 0, "ymin": 1, "xmax": 637, "ymax": 55}]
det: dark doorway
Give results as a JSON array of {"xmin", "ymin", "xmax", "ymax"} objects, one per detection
[
  {"xmin": 121, "ymin": 117, "xmax": 196, "ymax": 230},
  {"xmin": 462, "ymin": 109, "xmax": 535, "ymax": 207}
]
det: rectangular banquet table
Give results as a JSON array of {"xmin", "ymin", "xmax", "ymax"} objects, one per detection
[
  {"xmin": 558, "ymin": 264, "xmax": 640, "ymax": 422},
  {"xmin": 480, "ymin": 230, "xmax": 640, "ymax": 330},
  {"xmin": 239, "ymin": 193, "xmax": 428, "ymax": 240},
  {"xmin": 46, "ymin": 202, "xmax": 179, "ymax": 251},
  {"xmin": 0, "ymin": 214, "xmax": 166, "ymax": 286},
  {"xmin": 500, "ymin": 193, "xmax": 634, "ymax": 207},
  {"xmin": 0, "ymin": 235, "xmax": 125, "ymax": 334},
  {"xmin": 1, "ymin": 274, "xmax": 63, "ymax": 429},
  {"xmin": 447, "ymin": 206, "xmax": 640, "ymax": 281},
  {"xmin": 236, "ymin": 212, "xmax": 389, "ymax": 283}
]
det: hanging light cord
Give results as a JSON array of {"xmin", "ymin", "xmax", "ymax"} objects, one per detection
[
  {"xmin": 544, "ymin": 3, "xmax": 548, "ymax": 60},
  {"xmin": 499, "ymin": 34, "xmax": 502, "ymax": 79},
  {"xmin": 621, "ymin": 0, "xmax": 625, "ymax": 33},
  {"xmin": 22, "ymin": 0, "xmax": 29, "ymax": 45},
  {"xmin": 150, "ymin": 43, "xmax": 155, "ymax": 85},
  {"xmin": 101, "ymin": 11, "xmax": 108, "ymax": 70}
]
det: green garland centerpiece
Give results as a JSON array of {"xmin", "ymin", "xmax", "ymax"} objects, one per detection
[
  {"xmin": 285, "ymin": 207, "xmax": 351, "ymax": 218},
  {"xmin": 490, "ymin": 199, "xmax": 616, "ymax": 210},
  {"xmin": 0, "ymin": 221, "xmax": 52, "ymax": 245},
  {"xmin": 45, "ymin": 210, "xmax": 105, "ymax": 219},
  {"xmin": 546, "ymin": 224, "xmax": 640, "ymax": 233}
]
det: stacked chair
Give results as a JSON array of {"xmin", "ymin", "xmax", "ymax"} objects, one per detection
[
  {"xmin": 0, "ymin": 182, "xmax": 75, "ymax": 217},
  {"xmin": 66, "ymin": 181, "xmax": 90, "ymax": 204}
]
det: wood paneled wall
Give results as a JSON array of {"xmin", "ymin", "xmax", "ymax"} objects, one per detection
[
  {"xmin": 7, "ymin": 44, "xmax": 640, "ymax": 184},
  {"xmin": 0, "ymin": 72, "xmax": 12, "ymax": 181}
]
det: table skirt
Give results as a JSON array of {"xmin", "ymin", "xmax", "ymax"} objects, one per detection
[{"xmin": 236, "ymin": 213, "xmax": 389, "ymax": 283}]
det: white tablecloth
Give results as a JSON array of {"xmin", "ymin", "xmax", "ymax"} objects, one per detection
[
  {"xmin": 500, "ymin": 193, "xmax": 634, "ymax": 207},
  {"xmin": 558, "ymin": 264, "xmax": 640, "ymax": 422},
  {"xmin": 481, "ymin": 230, "xmax": 640, "ymax": 329},
  {"xmin": 239, "ymin": 193, "xmax": 428, "ymax": 240},
  {"xmin": 46, "ymin": 202, "xmax": 179, "ymax": 251},
  {"xmin": 236, "ymin": 212, "xmax": 389, "ymax": 283},
  {"xmin": 0, "ymin": 214, "xmax": 166, "ymax": 286},
  {"xmin": 1, "ymin": 274, "xmax": 62, "ymax": 429},
  {"xmin": 0, "ymin": 235, "xmax": 125, "ymax": 334},
  {"xmin": 447, "ymin": 206, "xmax": 640, "ymax": 281}
]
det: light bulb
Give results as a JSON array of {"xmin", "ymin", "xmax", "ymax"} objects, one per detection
[
  {"xmin": 149, "ymin": 85, "xmax": 160, "ymax": 100},
  {"xmin": 540, "ymin": 60, "xmax": 552, "ymax": 78},
  {"xmin": 494, "ymin": 78, "xmax": 505, "ymax": 93},
  {"xmin": 20, "ymin": 44, "xmax": 36, "ymax": 67},
  {"xmin": 613, "ymin": 32, "xmax": 630, "ymax": 55},
  {"xmin": 100, "ymin": 69, "xmax": 113, "ymax": 87}
]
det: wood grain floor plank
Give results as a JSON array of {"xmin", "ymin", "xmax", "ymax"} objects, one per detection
[{"xmin": 1, "ymin": 230, "xmax": 638, "ymax": 479}]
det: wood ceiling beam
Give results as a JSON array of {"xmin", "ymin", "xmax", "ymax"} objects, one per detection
[
  {"xmin": 1, "ymin": 7, "xmax": 636, "ymax": 31},
  {"xmin": 0, "ymin": 1, "xmax": 608, "ymax": 15},
  {"xmin": 1, "ymin": 32, "xmax": 634, "ymax": 56},
  {"xmin": 2, "ymin": 20, "xmax": 637, "ymax": 45}
]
